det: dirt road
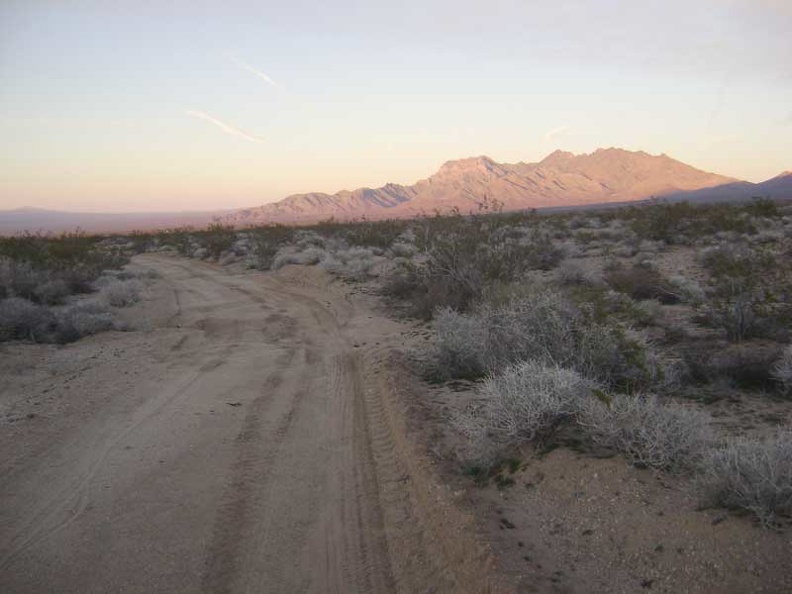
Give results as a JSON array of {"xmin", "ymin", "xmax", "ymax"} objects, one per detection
[{"xmin": 0, "ymin": 255, "xmax": 499, "ymax": 594}]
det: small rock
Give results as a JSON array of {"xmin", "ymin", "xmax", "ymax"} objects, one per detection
[
  {"xmin": 499, "ymin": 518, "xmax": 516, "ymax": 529},
  {"xmin": 711, "ymin": 514, "xmax": 727, "ymax": 526}
]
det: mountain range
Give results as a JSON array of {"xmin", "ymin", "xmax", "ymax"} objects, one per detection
[
  {"xmin": 2, "ymin": 148, "xmax": 790, "ymax": 234},
  {"xmin": 223, "ymin": 148, "xmax": 792, "ymax": 226}
]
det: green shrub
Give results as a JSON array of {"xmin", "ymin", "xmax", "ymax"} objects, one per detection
[
  {"xmin": 700, "ymin": 244, "xmax": 791, "ymax": 341},
  {"xmin": 249, "ymin": 225, "xmax": 295, "ymax": 270},
  {"xmin": 202, "ymin": 223, "xmax": 237, "ymax": 259},
  {"xmin": 387, "ymin": 212, "xmax": 564, "ymax": 317}
]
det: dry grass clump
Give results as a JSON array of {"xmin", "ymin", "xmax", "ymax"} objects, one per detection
[
  {"xmin": 698, "ymin": 430, "xmax": 792, "ymax": 526},
  {"xmin": 579, "ymin": 393, "xmax": 713, "ymax": 471}
]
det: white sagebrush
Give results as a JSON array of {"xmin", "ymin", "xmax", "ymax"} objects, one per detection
[
  {"xmin": 697, "ymin": 430, "xmax": 792, "ymax": 526},
  {"xmin": 579, "ymin": 393, "xmax": 712, "ymax": 471},
  {"xmin": 454, "ymin": 361, "xmax": 591, "ymax": 463},
  {"xmin": 0, "ymin": 297, "xmax": 55, "ymax": 342},
  {"xmin": 271, "ymin": 246, "xmax": 328, "ymax": 270},
  {"xmin": 100, "ymin": 279, "xmax": 144, "ymax": 307},
  {"xmin": 771, "ymin": 344, "xmax": 792, "ymax": 395}
]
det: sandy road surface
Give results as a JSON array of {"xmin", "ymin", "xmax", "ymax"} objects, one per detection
[{"xmin": 0, "ymin": 255, "xmax": 500, "ymax": 594}]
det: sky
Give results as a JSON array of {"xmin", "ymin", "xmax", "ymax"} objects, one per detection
[{"xmin": 1, "ymin": 0, "xmax": 790, "ymax": 213}]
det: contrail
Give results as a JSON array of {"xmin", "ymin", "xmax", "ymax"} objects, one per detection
[
  {"xmin": 185, "ymin": 110, "xmax": 265, "ymax": 143},
  {"xmin": 543, "ymin": 125, "xmax": 570, "ymax": 141},
  {"xmin": 225, "ymin": 53, "xmax": 284, "ymax": 92}
]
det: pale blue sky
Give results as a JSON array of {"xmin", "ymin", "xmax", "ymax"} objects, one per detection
[{"xmin": 1, "ymin": 0, "xmax": 790, "ymax": 212}]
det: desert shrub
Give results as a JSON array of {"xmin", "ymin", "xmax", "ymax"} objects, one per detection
[
  {"xmin": 249, "ymin": 225, "xmax": 295, "ymax": 270},
  {"xmin": 0, "ymin": 232, "xmax": 128, "ymax": 300},
  {"xmin": 160, "ymin": 228, "xmax": 197, "ymax": 256},
  {"xmin": 432, "ymin": 307, "xmax": 489, "ymax": 379},
  {"xmin": 579, "ymin": 325, "xmax": 681, "ymax": 393},
  {"xmin": 319, "ymin": 246, "xmax": 380, "ymax": 280},
  {"xmin": 629, "ymin": 201, "xmax": 756, "ymax": 244},
  {"xmin": 700, "ymin": 244, "xmax": 791, "ymax": 341},
  {"xmin": 668, "ymin": 274, "xmax": 705, "ymax": 305},
  {"xmin": 579, "ymin": 393, "xmax": 713, "ymax": 471},
  {"xmin": 201, "ymin": 223, "xmax": 237, "ymax": 259},
  {"xmin": 431, "ymin": 290, "xmax": 678, "ymax": 392},
  {"xmin": 429, "ymin": 290, "xmax": 577, "ymax": 380},
  {"xmin": 33, "ymin": 279, "xmax": 71, "ymax": 305},
  {"xmin": 342, "ymin": 219, "xmax": 407, "ymax": 250},
  {"xmin": 271, "ymin": 246, "xmax": 328, "ymax": 270},
  {"xmin": 100, "ymin": 279, "xmax": 143, "ymax": 307},
  {"xmin": 54, "ymin": 300, "xmax": 116, "ymax": 343},
  {"xmin": 705, "ymin": 342, "xmax": 785, "ymax": 390},
  {"xmin": 0, "ymin": 297, "xmax": 57, "ymax": 342},
  {"xmin": 455, "ymin": 361, "xmax": 591, "ymax": 463},
  {"xmin": 0, "ymin": 260, "xmax": 43, "ymax": 300},
  {"xmin": 391, "ymin": 212, "xmax": 564, "ymax": 317},
  {"xmin": 630, "ymin": 201, "xmax": 698, "ymax": 243},
  {"xmin": 554, "ymin": 259, "xmax": 600, "ymax": 286},
  {"xmin": 772, "ymin": 345, "xmax": 792, "ymax": 396},
  {"xmin": 604, "ymin": 262, "xmax": 680, "ymax": 304},
  {"xmin": 743, "ymin": 196, "xmax": 781, "ymax": 219},
  {"xmin": 698, "ymin": 430, "xmax": 792, "ymax": 525},
  {"xmin": 388, "ymin": 240, "xmax": 417, "ymax": 258}
]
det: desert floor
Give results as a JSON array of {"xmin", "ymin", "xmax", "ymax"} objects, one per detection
[
  {"xmin": 1, "ymin": 253, "xmax": 789, "ymax": 594},
  {"xmin": 0, "ymin": 254, "xmax": 498, "ymax": 594}
]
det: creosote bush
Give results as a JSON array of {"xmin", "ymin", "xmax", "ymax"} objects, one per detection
[
  {"xmin": 384, "ymin": 210, "xmax": 564, "ymax": 318},
  {"xmin": 699, "ymin": 243, "xmax": 792, "ymax": 342},
  {"xmin": 249, "ymin": 225, "xmax": 295, "ymax": 270}
]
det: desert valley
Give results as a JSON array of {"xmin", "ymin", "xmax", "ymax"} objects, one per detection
[{"xmin": 2, "ymin": 2, "xmax": 791, "ymax": 593}]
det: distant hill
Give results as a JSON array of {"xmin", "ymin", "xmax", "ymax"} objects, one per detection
[
  {"xmin": 663, "ymin": 171, "xmax": 792, "ymax": 204},
  {"xmin": 223, "ymin": 148, "xmax": 755, "ymax": 225},
  {"xmin": 0, "ymin": 208, "xmax": 233, "ymax": 235}
]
